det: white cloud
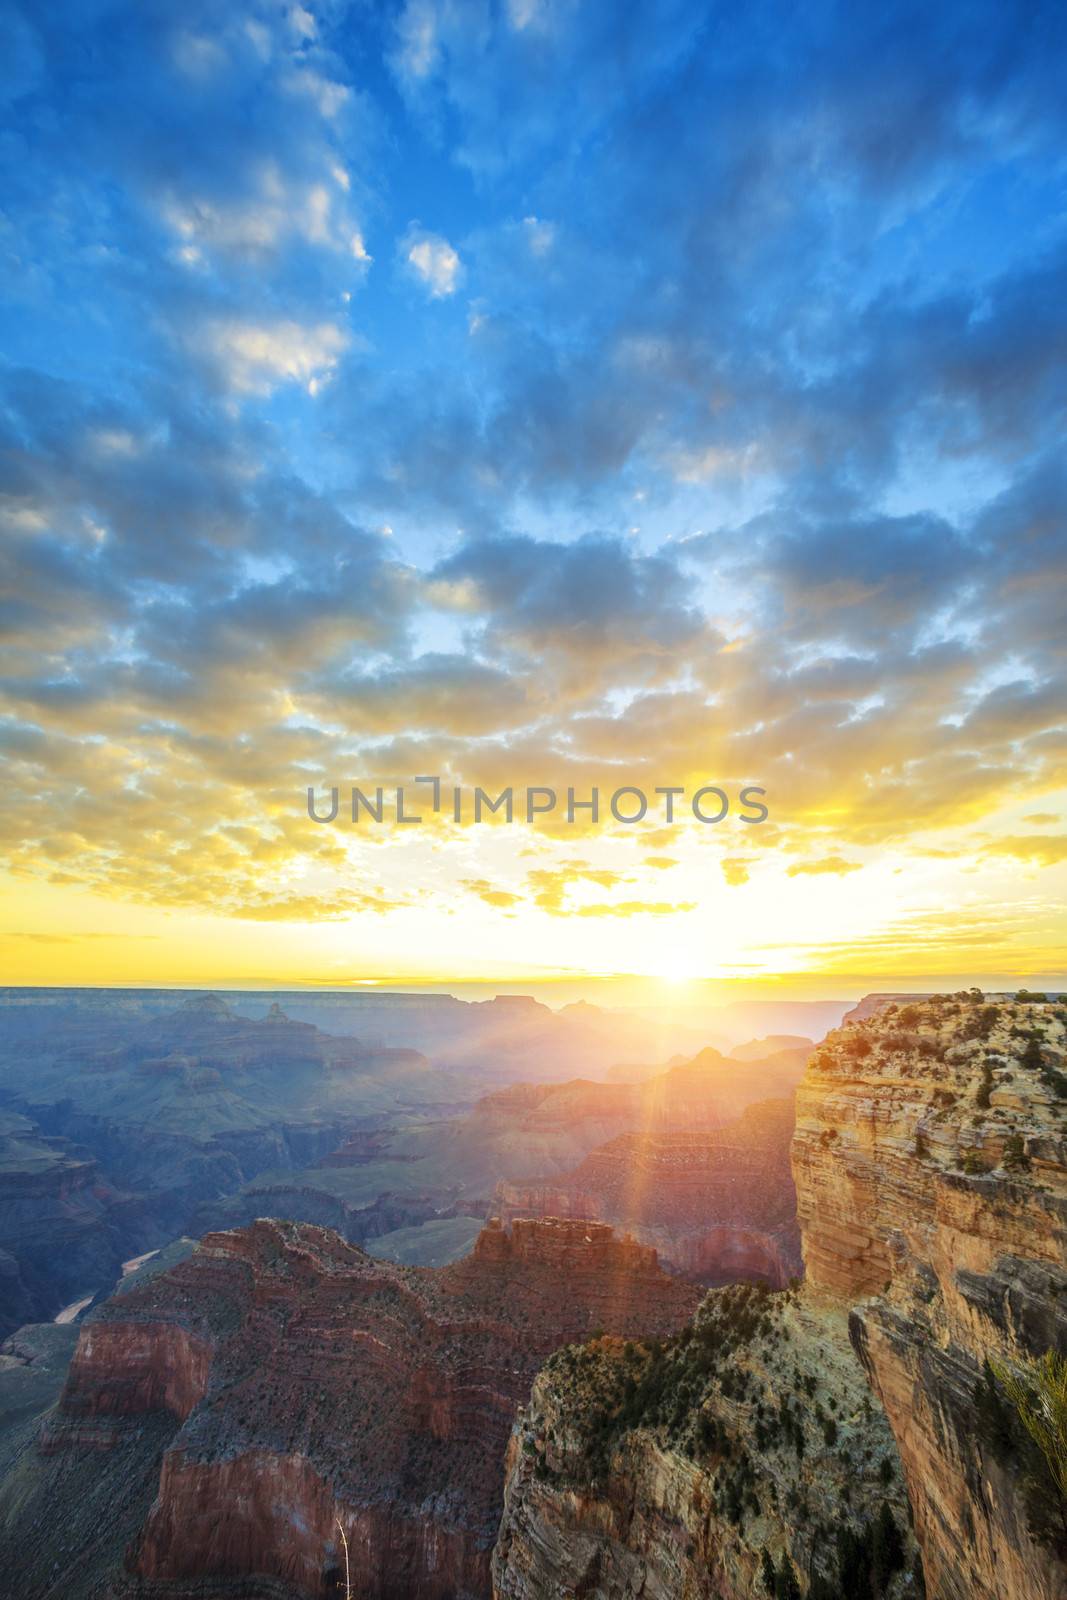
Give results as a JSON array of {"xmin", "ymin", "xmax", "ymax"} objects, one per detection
[
  {"xmin": 288, "ymin": 6, "xmax": 317, "ymax": 40},
  {"xmin": 160, "ymin": 166, "xmax": 370, "ymax": 269},
  {"xmin": 392, "ymin": 0, "xmax": 441, "ymax": 81},
  {"xmin": 198, "ymin": 318, "xmax": 349, "ymax": 396},
  {"xmin": 404, "ymin": 229, "xmax": 463, "ymax": 297},
  {"xmin": 171, "ymin": 31, "xmax": 228, "ymax": 79},
  {"xmin": 523, "ymin": 215, "xmax": 556, "ymax": 257},
  {"xmin": 284, "ymin": 67, "xmax": 350, "ymax": 119},
  {"xmin": 507, "ymin": 0, "xmax": 547, "ymax": 30}
]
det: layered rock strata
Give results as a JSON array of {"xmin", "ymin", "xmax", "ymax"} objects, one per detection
[
  {"xmin": 493, "ymin": 993, "xmax": 1067, "ymax": 1600},
  {"xmin": 794, "ymin": 992, "xmax": 1067, "ymax": 1600},
  {"xmin": 9, "ymin": 1216, "xmax": 699, "ymax": 1599},
  {"xmin": 495, "ymin": 1098, "xmax": 801, "ymax": 1286}
]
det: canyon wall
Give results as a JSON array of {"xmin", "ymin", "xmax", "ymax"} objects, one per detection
[
  {"xmin": 492, "ymin": 993, "xmax": 1067, "ymax": 1600},
  {"xmin": 2, "ymin": 1216, "xmax": 699, "ymax": 1599},
  {"xmin": 493, "ymin": 1284, "xmax": 918, "ymax": 1599},
  {"xmin": 794, "ymin": 992, "xmax": 1067, "ymax": 1600},
  {"xmin": 0, "ymin": 1111, "xmax": 128, "ymax": 1335}
]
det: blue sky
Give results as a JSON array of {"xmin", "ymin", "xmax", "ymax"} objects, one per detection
[{"xmin": 1, "ymin": 0, "xmax": 1066, "ymax": 986}]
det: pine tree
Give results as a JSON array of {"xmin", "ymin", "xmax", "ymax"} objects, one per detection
[
  {"xmin": 871, "ymin": 1501, "xmax": 905, "ymax": 1591},
  {"xmin": 775, "ymin": 1554, "xmax": 801, "ymax": 1599},
  {"xmin": 760, "ymin": 1547, "xmax": 776, "ymax": 1593}
]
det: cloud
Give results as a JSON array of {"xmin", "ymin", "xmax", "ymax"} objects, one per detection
[
  {"xmin": 978, "ymin": 834, "xmax": 1067, "ymax": 867},
  {"xmin": 461, "ymin": 878, "xmax": 523, "ymax": 908},
  {"xmin": 194, "ymin": 318, "xmax": 349, "ymax": 395},
  {"xmin": 403, "ymin": 229, "xmax": 463, "ymax": 297},
  {"xmin": 786, "ymin": 857, "xmax": 863, "ymax": 878},
  {"xmin": 1, "ymin": 0, "xmax": 1066, "ymax": 974}
]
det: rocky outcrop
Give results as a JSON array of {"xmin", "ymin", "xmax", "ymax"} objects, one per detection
[
  {"xmin": 794, "ymin": 993, "xmax": 1067, "ymax": 1600},
  {"xmin": 495, "ymin": 1099, "xmax": 801, "ymax": 1286},
  {"xmin": 4, "ymin": 1217, "xmax": 699, "ymax": 1599},
  {"xmin": 492, "ymin": 993, "xmax": 1067, "ymax": 1600},
  {"xmin": 493, "ymin": 1284, "xmax": 918, "ymax": 1599}
]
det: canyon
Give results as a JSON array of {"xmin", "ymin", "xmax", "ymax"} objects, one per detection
[
  {"xmin": 194, "ymin": 1055, "xmax": 809, "ymax": 1299},
  {"xmin": 491, "ymin": 992, "xmax": 1067, "ymax": 1600},
  {"xmin": 0, "ymin": 1110, "xmax": 128, "ymax": 1337},
  {"xmin": 0, "ymin": 991, "xmax": 1062, "ymax": 1599},
  {"xmin": 0, "ymin": 1216, "xmax": 699, "ymax": 1598},
  {"xmin": 495, "ymin": 1096, "xmax": 801, "ymax": 1285},
  {"xmin": 0, "ymin": 989, "xmax": 817, "ymax": 1320}
]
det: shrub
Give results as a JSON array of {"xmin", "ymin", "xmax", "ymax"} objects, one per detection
[
  {"xmin": 774, "ymin": 1555, "xmax": 802, "ymax": 1599},
  {"xmin": 961, "ymin": 1005, "xmax": 999, "ymax": 1042},
  {"xmin": 871, "ymin": 1501, "xmax": 906, "ymax": 1589},
  {"xmin": 981, "ymin": 1353, "xmax": 1067, "ymax": 1551},
  {"xmin": 975, "ymin": 1062, "xmax": 994, "ymax": 1110},
  {"xmin": 990, "ymin": 1352, "xmax": 1067, "ymax": 1506},
  {"xmin": 1022, "ymin": 1037, "xmax": 1045, "ymax": 1071},
  {"xmin": 1003, "ymin": 1132, "xmax": 1030, "ymax": 1172}
]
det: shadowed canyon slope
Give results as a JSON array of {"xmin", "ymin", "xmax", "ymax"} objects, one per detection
[
  {"xmin": 0, "ymin": 1217, "xmax": 699, "ymax": 1599},
  {"xmin": 492, "ymin": 994, "xmax": 1067, "ymax": 1600}
]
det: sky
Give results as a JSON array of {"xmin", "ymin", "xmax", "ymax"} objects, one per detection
[{"xmin": 1, "ymin": 0, "xmax": 1065, "ymax": 993}]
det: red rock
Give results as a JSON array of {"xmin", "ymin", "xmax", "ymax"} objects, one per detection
[{"xmin": 46, "ymin": 1216, "xmax": 699, "ymax": 1597}]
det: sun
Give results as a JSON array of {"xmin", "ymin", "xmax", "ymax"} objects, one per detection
[{"xmin": 644, "ymin": 952, "xmax": 706, "ymax": 986}]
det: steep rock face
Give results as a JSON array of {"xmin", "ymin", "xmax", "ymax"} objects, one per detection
[
  {"xmin": 495, "ymin": 1099, "xmax": 801, "ymax": 1287},
  {"xmin": 492, "ymin": 993, "xmax": 1067, "ymax": 1600},
  {"xmin": 493, "ymin": 1285, "xmax": 918, "ymax": 1599},
  {"xmin": 794, "ymin": 993, "xmax": 1067, "ymax": 1600},
  {"xmin": 18, "ymin": 1216, "xmax": 699, "ymax": 1599}
]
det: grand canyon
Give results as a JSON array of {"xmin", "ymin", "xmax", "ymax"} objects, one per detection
[{"xmin": 0, "ymin": 988, "xmax": 1063, "ymax": 1599}]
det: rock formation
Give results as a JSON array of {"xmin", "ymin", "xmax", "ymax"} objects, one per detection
[
  {"xmin": 795, "ymin": 992, "xmax": 1067, "ymax": 1600},
  {"xmin": 492, "ymin": 992, "xmax": 1067, "ymax": 1600},
  {"xmin": 493, "ymin": 1283, "xmax": 917, "ymax": 1599},
  {"xmin": 495, "ymin": 1098, "xmax": 801, "ymax": 1286},
  {"xmin": 2, "ymin": 1216, "xmax": 699, "ymax": 1598}
]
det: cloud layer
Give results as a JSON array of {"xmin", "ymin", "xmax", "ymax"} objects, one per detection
[{"xmin": 1, "ymin": 0, "xmax": 1064, "ymax": 978}]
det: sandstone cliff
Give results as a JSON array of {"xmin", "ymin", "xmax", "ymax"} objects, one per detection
[
  {"xmin": 2, "ymin": 1216, "xmax": 699, "ymax": 1599},
  {"xmin": 492, "ymin": 992, "xmax": 1067, "ymax": 1600},
  {"xmin": 794, "ymin": 991, "xmax": 1067, "ymax": 1600}
]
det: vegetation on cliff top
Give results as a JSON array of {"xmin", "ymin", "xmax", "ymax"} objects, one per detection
[{"xmin": 532, "ymin": 1280, "xmax": 916, "ymax": 1596}]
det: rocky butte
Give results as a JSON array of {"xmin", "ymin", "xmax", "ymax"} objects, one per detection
[
  {"xmin": 2, "ymin": 1216, "xmax": 699, "ymax": 1598},
  {"xmin": 495, "ymin": 1097, "xmax": 801, "ymax": 1286},
  {"xmin": 491, "ymin": 993, "xmax": 1067, "ymax": 1600}
]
